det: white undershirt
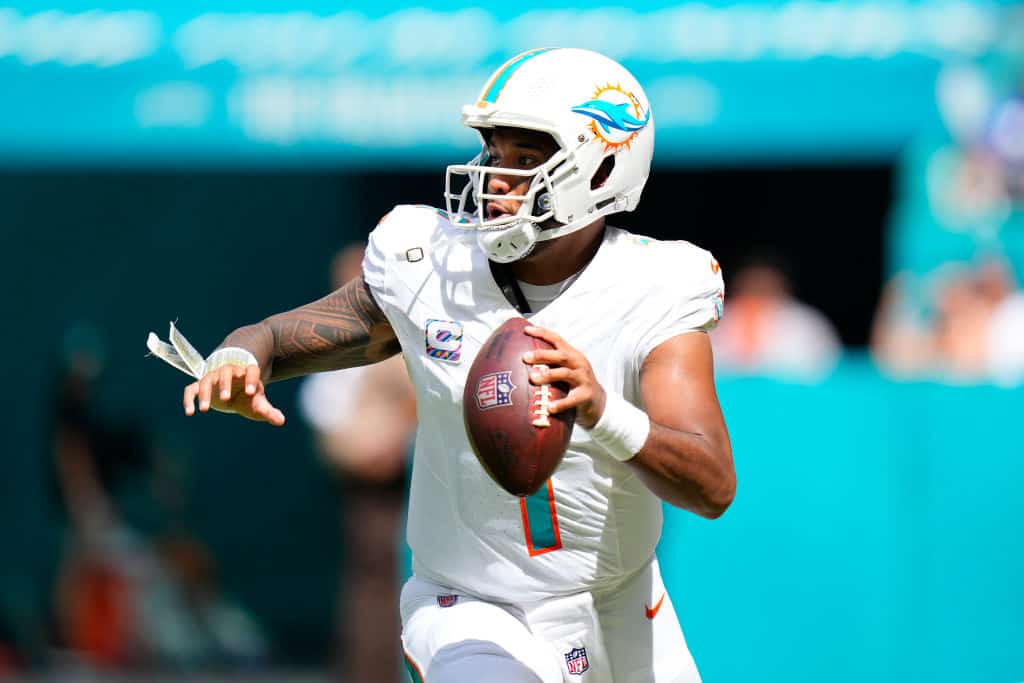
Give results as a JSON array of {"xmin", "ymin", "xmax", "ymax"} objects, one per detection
[{"xmin": 516, "ymin": 271, "xmax": 582, "ymax": 313}]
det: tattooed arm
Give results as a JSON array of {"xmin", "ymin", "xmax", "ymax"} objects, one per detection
[
  {"xmin": 224, "ymin": 276, "xmax": 399, "ymax": 382},
  {"xmin": 182, "ymin": 277, "xmax": 399, "ymax": 426}
]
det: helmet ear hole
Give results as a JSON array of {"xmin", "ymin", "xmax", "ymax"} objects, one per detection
[{"xmin": 591, "ymin": 155, "xmax": 616, "ymax": 190}]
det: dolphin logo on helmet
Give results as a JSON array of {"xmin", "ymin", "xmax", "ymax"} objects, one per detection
[{"xmin": 571, "ymin": 100, "xmax": 650, "ymax": 135}]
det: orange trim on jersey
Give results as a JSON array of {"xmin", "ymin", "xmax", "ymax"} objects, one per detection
[
  {"xmin": 403, "ymin": 650, "xmax": 425, "ymax": 683},
  {"xmin": 519, "ymin": 479, "xmax": 563, "ymax": 557}
]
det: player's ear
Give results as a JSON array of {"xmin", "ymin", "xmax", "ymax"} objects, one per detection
[{"xmin": 590, "ymin": 156, "xmax": 615, "ymax": 190}]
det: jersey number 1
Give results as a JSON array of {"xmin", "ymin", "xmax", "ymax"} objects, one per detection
[{"xmin": 520, "ymin": 479, "xmax": 562, "ymax": 556}]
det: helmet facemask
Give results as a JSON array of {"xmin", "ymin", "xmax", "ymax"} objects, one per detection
[{"xmin": 445, "ymin": 146, "xmax": 575, "ymax": 263}]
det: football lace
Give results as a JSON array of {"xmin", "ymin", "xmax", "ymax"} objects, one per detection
[{"xmin": 531, "ymin": 365, "xmax": 552, "ymax": 428}]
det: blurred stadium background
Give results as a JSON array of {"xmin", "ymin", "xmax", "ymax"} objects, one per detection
[{"xmin": 2, "ymin": 0, "xmax": 1023, "ymax": 681}]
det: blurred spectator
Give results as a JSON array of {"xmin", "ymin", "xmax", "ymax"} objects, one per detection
[
  {"xmin": 50, "ymin": 324, "xmax": 148, "ymax": 669},
  {"xmin": 0, "ymin": 616, "xmax": 22, "ymax": 680},
  {"xmin": 298, "ymin": 244, "xmax": 416, "ymax": 683},
  {"xmin": 878, "ymin": 18, "xmax": 1024, "ymax": 387},
  {"xmin": 887, "ymin": 40, "xmax": 1024, "ymax": 282},
  {"xmin": 49, "ymin": 325, "xmax": 268, "ymax": 672},
  {"xmin": 987, "ymin": 93, "xmax": 1024, "ymax": 200},
  {"xmin": 149, "ymin": 535, "xmax": 269, "ymax": 670},
  {"xmin": 711, "ymin": 254, "xmax": 841, "ymax": 382},
  {"xmin": 872, "ymin": 260, "xmax": 1024, "ymax": 386}
]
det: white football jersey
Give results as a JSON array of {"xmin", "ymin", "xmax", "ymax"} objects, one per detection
[{"xmin": 363, "ymin": 205, "xmax": 724, "ymax": 603}]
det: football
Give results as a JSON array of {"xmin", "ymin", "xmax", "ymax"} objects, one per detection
[{"xmin": 463, "ymin": 317, "xmax": 575, "ymax": 497}]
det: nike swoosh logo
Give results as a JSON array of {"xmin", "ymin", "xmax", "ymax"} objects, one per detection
[{"xmin": 644, "ymin": 593, "xmax": 666, "ymax": 620}]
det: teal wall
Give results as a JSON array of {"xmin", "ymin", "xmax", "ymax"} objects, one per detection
[{"xmin": 659, "ymin": 360, "xmax": 1024, "ymax": 683}]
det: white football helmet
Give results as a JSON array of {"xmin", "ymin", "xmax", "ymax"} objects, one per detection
[{"xmin": 445, "ymin": 47, "xmax": 655, "ymax": 263}]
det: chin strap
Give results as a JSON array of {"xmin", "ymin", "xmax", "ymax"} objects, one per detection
[
  {"xmin": 535, "ymin": 196, "xmax": 626, "ymax": 243},
  {"xmin": 488, "ymin": 260, "xmax": 532, "ymax": 315}
]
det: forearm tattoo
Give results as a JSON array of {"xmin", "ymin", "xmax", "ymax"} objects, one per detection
[{"xmin": 220, "ymin": 277, "xmax": 400, "ymax": 382}]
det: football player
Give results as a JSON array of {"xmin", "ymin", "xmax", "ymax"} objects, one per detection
[{"xmin": 177, "ymin": 48, "xmax": 735, "ymax": 682}]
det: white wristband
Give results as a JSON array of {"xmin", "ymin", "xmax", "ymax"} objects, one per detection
[
  {"xmin": 205, "ymin": 346, "xmax": 259, "ymax": 374},
  {"xmin": 147, "ymin": 324, "xmax": 259, "ymax": 380},
  {"xmin": 588, "ymin": 392, "xmax": 650, "ymax": 462}
]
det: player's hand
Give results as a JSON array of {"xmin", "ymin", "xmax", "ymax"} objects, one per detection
[
  {"xmin": 522, "ymin": 325, "xmax": 606, "ymax": 429},
  {"xmin": 183, "ymin": 364, "xmax": 286, "ymax": 426}
]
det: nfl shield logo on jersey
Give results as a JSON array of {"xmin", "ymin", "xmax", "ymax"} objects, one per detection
[
  {"xmin": 475, "ymin": 371, "xmax": 516, "ymax": 410},
  {"xmin": 564, "ymin": 647, "xmax": 589, "ymax": 675},
  {"xmin": 436, "ymin": 594, "xmax": 458, "ymax": 608}
]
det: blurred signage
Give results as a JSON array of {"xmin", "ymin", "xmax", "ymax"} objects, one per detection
[{"xmin": 0, "ymin": 2, "xmax": 1013, "ymax": 165}]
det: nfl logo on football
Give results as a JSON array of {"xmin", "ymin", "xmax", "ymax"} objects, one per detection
[
  {"xmin": 564, "ymin": 647, "xmax": 589, "ymax": 675},
  {"xmin": 475, "ymin": 371, "xmax": 516, "ymax": 410}
]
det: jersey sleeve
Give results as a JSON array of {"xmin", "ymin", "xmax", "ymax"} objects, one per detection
[
  {"xmin": 634, "ymin": 244, "xmax": 725, "ymax": 363},
  {"xmin": 362, "ymin": 204, "xmax": 446, "ymax": 319},
  {"xmin": 361, "ymin": 211, "xmax": 394, "ymax": 300}
]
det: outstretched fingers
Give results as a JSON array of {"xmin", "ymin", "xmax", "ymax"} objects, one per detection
[
  {"xmin": 245, "ymin": 364, "xmax": 260, "ymax": 395},
  {"xmin": 197, "ymin": 372, "xmax": 216, "ymax": 411},
  {"xmin": 252, "ymin": 390, "xmax": 286, "ymax": 426},
  {"xmin": 181, "ymin": 363, "xmax": 282, "ymax": 425},
  {"xmin": 218, "ymin": 365, "xmax": 237, "ymax": 401},
  {"xmin": 184, "ymin": 381, "xmax": 199, "ymax": 416}
]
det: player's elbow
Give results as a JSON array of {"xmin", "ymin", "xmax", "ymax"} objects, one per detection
[{"xmin": 700, "ymin": 470, "xmax": 736, "ymax": 519}]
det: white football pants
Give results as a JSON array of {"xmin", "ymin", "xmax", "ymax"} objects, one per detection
[{"xmin": 400, "ymin": 557, "xmax": 701, "ymax": 683}]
